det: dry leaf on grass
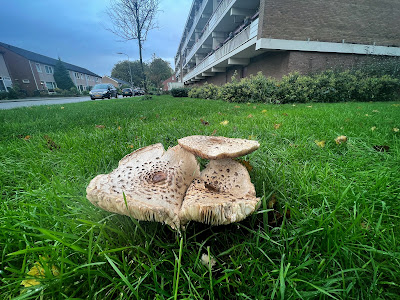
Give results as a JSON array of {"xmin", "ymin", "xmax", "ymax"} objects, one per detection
[
  {"xmin": 274, "ymin": 123, "xmax": 281, "ymax": 129},
  {"xmin": 373, "ymin": 145, "xmax": 390, "ymax": 152},
  {"xmin": 44, "ymin": 135, "xmax": 60, "ymax": 151},
  {"xmin": 200, "ymin": 119, "xmax": 209, "ymax": 126},
  {"xmin": 247, "ymin": 114, "xmax": 253, "ymax": 118},
  {"xmin": 201, "ymin": 253, "xmax": 216, "ymax": 268},
  {"xmin": 95, "ymin": 125, "xmax": 105, "ymax": 129},
  {"xmin": 371, "ymin": 126, "xmax": 377, "ymax": 131},
  {"xmin": 334, "ymin": 135, "xmax": 347, "ymax": 145},
  {"xmin": 315, "ymin": 140, "xmax": 326, "ymax": 148},
  {"xmin": 220, "ymin": 120, "xmax": 229, "ymax": 126},
  {"xmin": 393, "ymin": 128, "xmax": 399, "ymax": 133}
]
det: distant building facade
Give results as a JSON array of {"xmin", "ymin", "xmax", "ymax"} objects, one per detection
[
  {"xmin": 0, "ymin": 42, "xmax": 101, "ymax": 95},
  {"xmin": 162, "ymin": 75, "xmax": 184, "ymax": 91},
  {"xmin": 101, "ymin": 76, "xmax": 131, "ymax": 88},
  {"xmin": 175, "ymin": 0, "xmax": 400, "ymax": 86}
]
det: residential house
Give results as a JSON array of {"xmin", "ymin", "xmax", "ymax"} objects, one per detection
[
  {"xmin": 175, "ymin": 0, "xmax": 400, "ymax": 85},
  {"xmin": 0, "ymin": 52, "xmax": 12, "ymax": 92},
  {"xmin": 162, "ymin": 75, "xmax": 183, "ymax": 91},
  {"xmin": 0, "ymin": 42, "xmax": 101, "ymax": 95},
  {"xmin": 101, "ymin": 76, "xmax": 131, "ymax": 88}
]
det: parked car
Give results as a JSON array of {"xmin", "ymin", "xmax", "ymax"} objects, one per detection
[
  {"xmin": 122, "ymin": 88, "xmax": 133, "ymax": 97},
  {"xmin": 89, "ymin": 84, "xmax": 118, "ymax": 100},
  {"xmin": 133, "ymin": 88, "xmax": 145, "ymax": 96}
]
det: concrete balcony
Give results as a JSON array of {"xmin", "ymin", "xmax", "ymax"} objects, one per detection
[{"xmin": 183, "ymin": 17, "xmax": 259, "ymax": 83}]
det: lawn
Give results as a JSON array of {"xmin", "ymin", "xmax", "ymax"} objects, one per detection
[{"xmin": 1, "ymin": 95, "xmax": 400, "ymax": 299}]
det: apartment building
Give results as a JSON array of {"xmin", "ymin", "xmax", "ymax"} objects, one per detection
[
  {"xmin": 0, "ymin": 42, "xmax": 101, "ymax": 95},
  {"xmin": 175, "ymin": 0, "xmax": 400, "ymax": 86}
]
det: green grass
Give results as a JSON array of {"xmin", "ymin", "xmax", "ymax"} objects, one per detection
[{"xmin": 1, "ymin": 95, "xmax": 400, "ymax": 299}]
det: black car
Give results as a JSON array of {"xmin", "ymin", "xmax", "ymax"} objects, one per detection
[
  {"xmin": 89, "ymin": 84, "xmax": 118, "ymax": 100},
  {"xmin": 122, "ymin": 88, "xmax": 133, "ymax": 97}
]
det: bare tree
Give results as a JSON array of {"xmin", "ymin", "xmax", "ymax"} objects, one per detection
[{"xmin": 106, "ymin": 0, "xmax": 159, "ymax": 92}]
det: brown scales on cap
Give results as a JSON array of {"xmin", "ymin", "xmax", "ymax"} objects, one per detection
[
  {"xmin": 86, "ymin": 144, "xmax": 200, "ymax": 229},
  {"xmin": 179, "ymin": 159, "xmax": 260, "ymax": 226},
  {"xmin": 178, "ymin": 135, "xmax": 260, "ymax": 160}
]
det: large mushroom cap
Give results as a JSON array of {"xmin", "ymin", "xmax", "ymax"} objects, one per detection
[
  {"xmin": 178, "ymin": 135, "xmax": 259, "ymax": 159},
  {"xmin": 86, "ymin": 144, "xmax": 200, "ymax": 229},
  {"xmin": 179, "ymin": 159, "xmax": 260, "ymax": 226}
]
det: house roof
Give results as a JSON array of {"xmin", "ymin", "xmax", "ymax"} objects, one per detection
[
  {"xmin": 104, "ymin": 76, "xmax": 131, "ymax": 86},
  {"xmin": 0, "ymin": 41, "xmax": 100, "ymax": 78}
]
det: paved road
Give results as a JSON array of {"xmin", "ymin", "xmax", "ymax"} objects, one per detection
[{"xmin": 0, "ymin": 96, "xmax": 114, "ymax": 110}]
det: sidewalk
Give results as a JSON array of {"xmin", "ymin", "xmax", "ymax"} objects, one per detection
[{"xmin": 0, "ymin": 96, "xmax": 88, "ymax": 103}]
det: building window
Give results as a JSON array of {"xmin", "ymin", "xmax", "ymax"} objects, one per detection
[
  {"xmin": 46, "ymin": 82, "xmax": 56, "ymax": 90},
  {"xmin": 45, "ymin": 65, "xmax": 53, "ymax": 74},
  {"xmin": 36, "ymin": 63, "xmax": 42, "ymax": 72}
]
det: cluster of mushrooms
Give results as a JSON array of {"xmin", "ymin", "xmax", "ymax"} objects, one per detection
[{"xmin": 86, "ymin": 135, "xmax": 260, "ymax": 230}]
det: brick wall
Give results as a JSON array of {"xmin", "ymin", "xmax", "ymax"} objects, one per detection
[
  {"xmin": 259, "ymin": 0, "xmax": 400, "ymax": 47},
  {"xmin": 0, "ymin": 45, "xmax": 38, "ymax": 95}
]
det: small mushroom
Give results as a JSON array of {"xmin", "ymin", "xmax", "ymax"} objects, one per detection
[
  {"xmin": 86, "ymin": 143, "xmax": 200, "ymax": 229},
  {"xmin": 179, "ymin": 159, "xmax": 260, "ymax": 226},
  {"xmin": 178, "ymin": 135, "xmax": 260, "ymax": 160}
]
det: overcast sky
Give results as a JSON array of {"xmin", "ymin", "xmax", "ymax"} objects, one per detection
[{"xmin": 0, "ymin": 0, "xmax": 192, "ymax": 76}]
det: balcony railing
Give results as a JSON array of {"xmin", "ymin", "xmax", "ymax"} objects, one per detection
[
  {"xmin": 184, "ymin": 0, "xmax": 235, "ymax": 66},
  {"xmin": 183, "ymin": 18, "xmax": 258, "ymax": 82},
  {"xmin": 181, "ymin": 0, "xmax": 209, "ymax": 56}
]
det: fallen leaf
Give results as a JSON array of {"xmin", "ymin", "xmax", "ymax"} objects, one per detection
[
  {"xmin": 211, "ymin": 129, "xmax": 217, "ymax": 136},
  {"xmin": 128, "ymin": 145, "xmax": 134, "ymax": 148},
  {"xmin": 292, "ymin": 104, "xmax": 296, "ymax": 107},
  {"xmin": 282, "ymin": 113, "xmax": 288, "ymax": 116},
  {"xmin": 372, "ymin": 110, "xmax": 379, "ymax": 113},
  {"xmin": 289, "ymin": 143, "xmax": 299, "ymax": 148},
  {"xmin": 315, "ymin": 140, "xmax": 326, "ymax": 148},
  {"xmin": 139, "ymin": 116, "xmax": 147, "ymax": 120},
  {"xmin": 117, "ymin": 126, "xmax": 121, "ymax": 130},
  {"xmin": 247, "ymin": 114, "xmax": 253, "ymax": 118},
  {"xmin": 268, "ymin": 194, "xmax": 277, "ymax": 209},
  {"xmin": 274, "ymin": 123, "xmax": 281, "ymax": 129},
  {"xmin": 200, "ymin": 119, "xmax": 209, "ymax": 126},
  {"xmin": 24, "ymin": 135, "xmax": 31, "ymax": 141},
  {"xmin": 60, "ymin": 107, "xmax": 64, "ymax": 109},
  {"xmin": 307, "ymin": 105, "xmax": 312, "ymax": 108},
  {"xmin": 334, "ymin": 135, "xmax": 347, "ymax": 145},
  {"xmin": 371, "ymin": 126, "xmax": 377, "ymax": 131},
  {"xmin": 248, "ymin": 135, "xmax": 256, "ymax": 140},
  {"xmin": 261, "ymin": 109, "xmax": 267, "ymax": 113},
  {"xmin": 234, "ymin": 105, "xmax": 240, "ymax": 108},
  {"xmin": 44, "ymin": 135, "xmax": 60, "ymax": 151},
  {"xmin": 220, "ymin": 120, "xmax": 229, "ymax": 126},
  {"xmin": 156, "ymin": 114, "xmax": 160, "ymax": 118},
  {"xmin": 365, "ymin": 114, "xmax": 370, "ymax": 117},
  {"xmin": 373, "ymin": 145, "xmax": 390, "ymax": 152},
  {"xmin": 253, "ymin": 106, "xmax": 257, "ymax": 109},
  {"xmin": 393, "ymin": 128, "xmax": 399, "ymax": 133},
  {"xmin": 392, "ymin": 104, "xmax": 400, "ymax": 107},
  {"xmin": 21, "ymin": 258, "xmax": 59, "ymax": 288},
  {"xmin": 95, "ymin": 125, "xmax": 105, "ymax": 129}
]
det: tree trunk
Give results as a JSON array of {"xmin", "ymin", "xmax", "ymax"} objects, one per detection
[{"xmin": 138, "ymin": 38, "xmax": 147, "ymax": 93}]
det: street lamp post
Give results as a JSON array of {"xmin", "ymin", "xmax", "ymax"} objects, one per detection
[{"xmin": 117, "ymin": 52, "xmax": 133, "ymax": 88}]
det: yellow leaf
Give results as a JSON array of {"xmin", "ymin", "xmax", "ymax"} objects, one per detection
[
  {"xmin": 394, "ymin": 128, "xmax": 399, "ymax": 132},
  {"xmin": 315, "ymin": 140, "xmax": 326, "ymax": 148},
  {"xmin": 274, "ymin": 123, "xmax": 281, "ymax": 129},
  {"xmin": 117, "ymin": 126, "xmax": 121, "ymax": 130},
  {"xmin": 261, "ymin": 109, "xmax": 267, "ymax": 113},
  {"xmin": 307, "ymin": 105, "xmax": 312, "ymax": 108},
  {"xmin": 334, "ymin": 135, "xmax": 347, "ymax": 144},
  {"xmin": 372, "ymin": 110, "xmax": 379, "ymax": 113},
  {"xmin": 248, "ymin": 135, "xmax": 255, "ymax": 140},
  {"xmin": 24, "ymin": 135, "xmax": 31, "ymax": 141},
  {"xmin": 21, "ymin": 259, "xmax": 59, "ymax": 287},
  {"xmin": 234, "ymin": 105, "xmax": 240, "ymax": 108},
  {"xmin": 371, "ymin": 126, "xmax": 377, "ymax": 131},
  {"xmin": 365, "ymin": 114, "xmax": 370, "ymax": 117},
  {"xmin": 247, "ymin": 114, "xmax": 253, "ymax": 118},
  {"xmin": 220, "ymin": 120, "xmax": 229, "ymax": 126},
  {"xmin": 60, "ymin": 107, "xmax": 65, "ymax": 109},
  {"xmin": 128, "ymin": 145, "xmax": 134, "ymax": 148}
]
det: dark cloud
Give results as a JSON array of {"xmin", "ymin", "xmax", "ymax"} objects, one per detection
[{"xmin": 0, "ymin": 0, "xmax": 191, "ymax": 75}]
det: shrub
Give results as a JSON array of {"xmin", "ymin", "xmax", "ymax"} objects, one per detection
[{"xmin": 170, "ymin": 88, "xmax": 190, "ymax": 97}]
